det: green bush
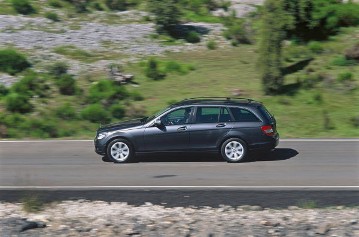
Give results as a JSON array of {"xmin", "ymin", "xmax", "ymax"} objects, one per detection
[
  {"xmin": 11, "ymin": 0, "xmax": 36, "ymax": 15},
  {"xmin": 88, "ymin": 80, "xmax": 129, "ymax": 103},
  {"xmin": 337, "ymin": 72, "xmax": 353, "ymax": 82},
  {"xmin": 130, "ymin": 91, "xmax": 144, "ymax": 101},
  {"xmin": 11, "ymin": 71, "xmax": 49, "ymax": 98},
  {"xmin": 332, "ymin": 56, "xmax": 357, "ymax": 66},
  {"xmin": 5, "ymin": 93, "xmax": 32, "ymax": 113},
  {"xmin": 64, "ymin": 0, "xmax": 90, "ymax": 13},
  {"xmin": 55, "ymin": 103, "xmax": 77, "ymax": 120},
  {"xmin": 308, "ymin": 41, "xmax": 324, "ymax": 54},
  {"xmin": 45, "ymin": 12, "xmax": 60, "ymax": 21},
  {"xmin": 110, "ymin": 104, "xmax": 125, "ymax": 119},
  {"xmin": 48, "ymin": 61, "xmax": 69, "ymax": 77},
  {"xmin": 21, "ymin": 118, "xmax": 60, "ymax": 138},
  {"xmin": 48, "ymin": 0, "xmax": 62, "ymax": 8},
  {"xmin": 0, "ymin": 84, "xmax": 9, "ymax": 97},
  {"xmin": 91, "ymin": 1, "xmax": 104, "ymax": 11},
  {"xmin": 185, "ymin": 31, "xmax": 201, "ymax": 43},
  {"xmin": 206, "ymin": 40, "xmax": 217, "ymax": 50},
  {"xmin": 0, "ymin": 48, "xmax": 31, "ymax": 75},
  {"xmin": 56, "ymin": 74, "xmax": 77, "ymax": 95},
  {"xmin": 81, "ymin": 104, "xmax": 111, "ymax": 123},
  {"xmin": 105, "ymin": 0, "xmax": 127, "ymax": 10},
  {"xmin": 148, "ymin": 0, "xmax": 182, "ymax": 32},
  {"xmin": 145, "ymin": 58, "xmax": 166, "ymax": 80}
]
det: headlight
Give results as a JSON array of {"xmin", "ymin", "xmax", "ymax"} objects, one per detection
[{"xmin": 97, "ymin": 132, "xmax": 107, "ymax": 140}]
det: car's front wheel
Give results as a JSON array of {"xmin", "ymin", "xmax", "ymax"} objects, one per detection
[
  {"xmin": 107, "ymin": 139, "xmax": 135, "ymax": 163},
  {"xmin": 220, "ymin": 138, "xmax": 248, "ymax": 163}
]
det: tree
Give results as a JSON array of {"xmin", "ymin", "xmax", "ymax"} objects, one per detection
[
  {"xmin": 148, "ymin": 0, "xmax": 182, "ymax": 33},
  {"xmin": 259, "ymin": 0, "xmax": 292, "ymax": 94}
]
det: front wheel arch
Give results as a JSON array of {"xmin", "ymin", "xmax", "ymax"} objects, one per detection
[{"xmin": 106, "ymin": 137, "xmax": 137, "ymax": 163}]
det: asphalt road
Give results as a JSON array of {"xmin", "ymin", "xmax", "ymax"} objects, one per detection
[{"xmin": 0, "ymin": 139, "xmax": 358, "ymax": 187}]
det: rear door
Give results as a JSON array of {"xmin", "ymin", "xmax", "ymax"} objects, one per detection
[{"xmin": 189, "ymin": 106, "xmax": 234, "ymax": 150}]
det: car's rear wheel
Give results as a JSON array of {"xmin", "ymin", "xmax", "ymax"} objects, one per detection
[
  {"xmin": 107, "ymin": 139, "xmax": 135, "ymax": 163},
  {"xmin": 221, "ymin": 138, "xmax": 248, "ymax": 163}
]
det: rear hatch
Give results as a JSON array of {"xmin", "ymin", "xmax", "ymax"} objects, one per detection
[{"xmin": 258, "ymin": 105, "xmax": 277, "ymax": 134}]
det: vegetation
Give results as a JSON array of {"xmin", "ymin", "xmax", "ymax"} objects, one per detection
[
  {"xmin": 0, "ymin": 48, "xmax": 31, "ymax": 75},
  {"xmin": 11, "ymin": 0, "xmax": 36, "ymax": 15},
  {"xmin": 0, "ymin": 0, "xmax": 358, "ymax": 139},
  {"xmin": 148, "ymin": 0, "xmax": 182, "ymax": 33},
  {"xmin": 21, "ymin": 195, "xmax": 44, "ymax": 213},
  {"xmin": 45, "ymin": 11, "xmax": 60, "ymax": 22},
  {"xmin": 259, "ymin": 0, "xmax": 288, "ymax": 94}
]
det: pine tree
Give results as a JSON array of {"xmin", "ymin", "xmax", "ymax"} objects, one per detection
[{"xmin": 259, "ymin": 0, "xmax": 293, "ymax": 94}]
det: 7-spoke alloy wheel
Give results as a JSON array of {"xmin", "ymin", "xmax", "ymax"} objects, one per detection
[
  {"xmin": 107, "ymin": 139, "xmax": 135, "ymax": 163},
  {"xmin": 221, "ymin": 138, "xmax": 248, "ymax": 163}
]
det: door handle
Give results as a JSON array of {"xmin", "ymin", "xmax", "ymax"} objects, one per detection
[
  {"xmin": 216, "ymin": 123, "xmax": 226, "ymax": 127},
  {"xmin": 177, "ymin": 126, "xmax": 187, "ymax": 131}
]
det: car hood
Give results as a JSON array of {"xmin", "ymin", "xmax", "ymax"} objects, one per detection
[{"xmin": 98, "ymin": 119, "xmax": 145, "ymax": 132}]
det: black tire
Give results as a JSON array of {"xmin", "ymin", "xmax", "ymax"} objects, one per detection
[
  {"xmin": 106, "ymin": 138, "xmax": 136, "ymax": 163},
  {"xmin": 220, "ymin": 138, "xmax": 248, "ymax": 163}
]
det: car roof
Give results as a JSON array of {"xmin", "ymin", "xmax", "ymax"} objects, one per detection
[{"xmin": 170, "ymin": 97, "xmax": 262, "ymax": 108}]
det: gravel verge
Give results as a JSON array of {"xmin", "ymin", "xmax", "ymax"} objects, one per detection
[{"xmin": 1, "ymin": 201, "xmax": 358, "ymax": 236}]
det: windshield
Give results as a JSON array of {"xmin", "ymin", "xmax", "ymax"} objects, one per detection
[{"xmin": 145, "ymin": 107, "xmax": 171, "ymax": 123}]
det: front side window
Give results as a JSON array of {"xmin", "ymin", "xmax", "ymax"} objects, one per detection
[
  {"xmin": 161, "ymin": 107, "xmax": 192, "ymax": 126},
  {"xmin": 230, "ymin": 108, "xmax": 260, "ymax": 122},
  {"xmin": 196, "ymin": 107, "xmax": 232, "ymax": 123}
]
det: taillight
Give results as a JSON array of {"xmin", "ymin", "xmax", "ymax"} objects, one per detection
[{"xmin": 261, "ymin": 125, "xmax": 274, "ymax": 136}]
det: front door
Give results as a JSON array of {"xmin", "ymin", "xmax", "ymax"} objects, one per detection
[{"xmin": 143, "ymin": 107, "xmax": 193, "ymax": 152}]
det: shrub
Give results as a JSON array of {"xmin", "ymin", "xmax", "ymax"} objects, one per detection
[
  {"xmin": 337, "ymin": 72, "xmax": 353, "ymax": 82},
  {"xmin": 21, "ymin": 195, "xmax": 43, "ymax": 213},
  {"xmin": 207, "ymin": 40, "xmax": 217, "ymax": 50},
  {"xmin": 88, "ymin": 80, "xmax": 129, "ymax": 103},
  {"xmin": 148, "ymin": 0, "xmax": 182, "ymax": 32},
  {"xmin": 56, "ymin": 74, "xmax": 77, "ymax": 95},
  {"xmin": 105, "ymin": 0, "xmax": 127, "ymax": 11},
  {"xmin": 67, "ymin": 0, "xmax": 90, "ymax": 13},
  {"xmin": 0, "ymin": 84, "xmax": 9, "ymax": 96},
  {"xmin": 22, "ymin": 118, "xmax": 60, "ymax": 138},
  {"xmin": 145, "ymin": 58, "xmax": 166, "ymax": 80},
  {"xmin": 11, "ymin": 0, "xmax": 36, "ymax": 15},
  {"xmin": 81, "ymin": 104, "xmax": 111, "ymax": 123},
  {"xmin": 91, "ymin": 1, "xmax": 104, "ymax": 11},
  {"xmin": 55, "ymin": 103, "xmax": 77, "ymax": 120},
  {"xmin": 5, "ymin": 93, "xmax": 32, "ymax": 113},
  {"xmin": 345, "ymin": 43, "xmax": 359, "ymax": 61},
  {"xmin": 0, "ymin": 48, "xmax": 31, "ymax": 75},
  {"xmin": 130, "ymin": 91, "xmax": 144, "ymax": 101},
  {"xmin": 308, "ymin": 41, "xmax": 324, "ymax": 54},
  {"xmin": 350, "ymin": 115, "xmax": 359, "ymax": 128},
  {"xmin": 185, "ymin": 31, "xmax": 201, "ymax": 43},
  {"xmin": 45, "ymin": 12, "xmax": 60, "ymax": 21},
  {"xmin": 332, "ymin": 56, "xmax": 357, "ymax": 66},
  {"xmin": 11, "ymin": 71, "xmax": 49, "ymax": 98},
  {"xmin": 48, "ymin": 61, "xmax": 69, "ymax": 77},
  {"xmin": 110, "ymin": 104, "xmax": 125, "ymax": 119},
  {"xmin": 223, "ymin": 18, "xmax": 252, "ymax": 44},
  {"xmin": 48, "ymin": 0, "xmax": 62, "ymax": 8}
]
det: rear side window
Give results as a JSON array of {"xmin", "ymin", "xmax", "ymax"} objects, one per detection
[
  {"xmin": 230, "ymin": 108, "xmax": 260, "ymax": 122},
  {"xmin": 196, "ymin": 107, "xmax": 232, "ymax": 123},
  {"xmin": 258, "ymin": 105, "xmax": 274, "ymax": 122}
]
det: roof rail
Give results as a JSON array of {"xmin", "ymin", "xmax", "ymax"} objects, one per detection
[{"xmin": 183, "ymin": 97, "xmax": 256, "ymax": 103}]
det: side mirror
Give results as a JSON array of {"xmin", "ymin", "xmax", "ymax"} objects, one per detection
[{"xmin": 153, "ymin": 119, "xmax": 162, "ymax": 127}]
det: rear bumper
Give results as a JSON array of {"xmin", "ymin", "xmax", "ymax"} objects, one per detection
[{"xmin": 250, "ymin": 133, "xmax": 279, "ymax": 151}]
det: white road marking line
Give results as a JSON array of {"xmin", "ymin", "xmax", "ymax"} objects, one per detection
[
  {"xmin": 0, "ymin": 186, "xmax": 358, "ymax": 189},
  {"xmin": 0, "ymin": 139, "xmax": 358, "ymax": 143}
]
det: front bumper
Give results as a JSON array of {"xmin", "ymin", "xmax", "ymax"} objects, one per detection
[{"xmin": 94, "ymin": 138, "xmax": 106, "ymax": 155}]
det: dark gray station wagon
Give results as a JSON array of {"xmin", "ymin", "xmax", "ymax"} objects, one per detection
[{"xmin": 94, "ymin": 97, "xmax": 279, "ymax": 163}]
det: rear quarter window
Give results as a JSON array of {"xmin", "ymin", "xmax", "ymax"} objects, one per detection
[
  {"xmin": 258, "ymin": 105, "xmax": 274, "ymax": 122},
  {"xmin": 230, "ymin": 108, "xmax": 261, "ymax": 122}
]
